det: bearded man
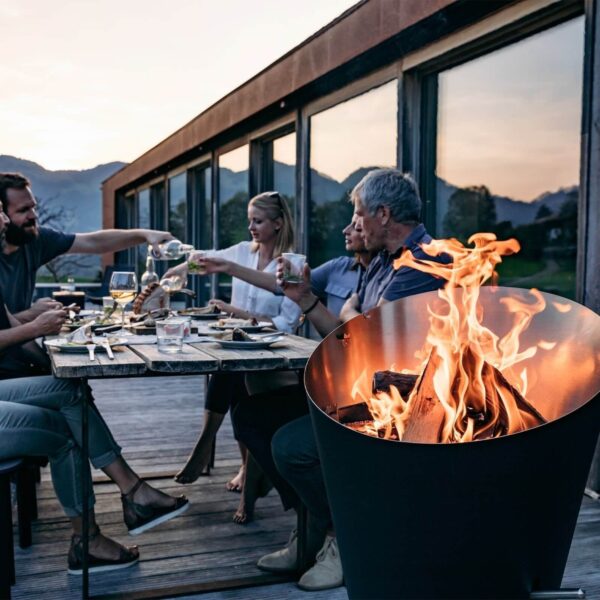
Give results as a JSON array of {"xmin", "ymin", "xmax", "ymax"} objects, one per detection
[{"xmin": 0, "ymin": 172, "xmax": 172, "ymax": 321}]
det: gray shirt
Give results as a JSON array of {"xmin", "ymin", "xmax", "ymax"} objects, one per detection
[{"xmin": 0, "ymin": 226, "xmax": 76, "ymax": 314}]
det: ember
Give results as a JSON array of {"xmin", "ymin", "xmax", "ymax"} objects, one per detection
[{"xmin": 347, "ymin": 233, "xmax": 553, "ymax": 443}]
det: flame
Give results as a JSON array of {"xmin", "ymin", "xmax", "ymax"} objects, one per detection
[{"xmin": 350, "ymin": 233, "xmax": 550, "ymax": 443}]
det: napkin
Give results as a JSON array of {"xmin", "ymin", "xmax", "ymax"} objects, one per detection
[{"xmin": 65, "ymin": 323, "xmax": 93, "ymax": 344}]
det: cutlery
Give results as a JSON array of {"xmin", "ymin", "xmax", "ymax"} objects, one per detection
[
  {"xmin": 103, "ymin": 341, "xmax": 115, "ymax": 360},
  {"xmin": 86, "ymin": 343, "xmax": 96, "ymax": 361}
]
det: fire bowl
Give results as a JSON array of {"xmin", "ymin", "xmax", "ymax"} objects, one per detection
[{"xmin": 305, "ymin": 287, "xmax": 600, "ymax": 599}]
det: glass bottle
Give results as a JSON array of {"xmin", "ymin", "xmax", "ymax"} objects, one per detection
[
  {"xmin": 150, "ymin": 240, "xmax": 195, "ymax": 260},
  {"xmin": 140, "ymin": 255, "xmax": 159, "ymax": 287}
]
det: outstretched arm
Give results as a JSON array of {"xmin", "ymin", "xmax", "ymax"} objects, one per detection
[{"xmin": 68, "ymin": 229, "xmax": 174, "ymax": 256}]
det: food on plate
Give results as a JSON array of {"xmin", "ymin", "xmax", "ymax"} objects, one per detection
[
  {"xmin": 216, "ymin": 317, "xmax": 259, "ymax": 328},
  {"xmin": 219, "ymin": 328, "xmax": 254, "ymax": 342}
]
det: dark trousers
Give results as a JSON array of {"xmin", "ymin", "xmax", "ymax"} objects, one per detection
[
  {"xmin": 272, "ymin": 414, "xmax": 332, "ymax": 534},
  {"xmin": 204, "ymin": 372, "xmax": 248, "ymax": 415},
  {"xmin": 231, "ymin": 384, "xmax": 308, "ymax": 510}
]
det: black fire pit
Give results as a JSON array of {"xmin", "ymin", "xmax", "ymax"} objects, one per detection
[{"xmin": 304, "ymin": 287, "xmax": 600, "ymax": 600}]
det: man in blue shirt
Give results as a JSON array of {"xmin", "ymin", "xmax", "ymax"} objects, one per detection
[{"xmin": 255, "ymin": 169, "xmax": 448, "ymax": 591}]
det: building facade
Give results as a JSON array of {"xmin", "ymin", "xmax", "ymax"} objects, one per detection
[{"xmin": 102, "ymin": 0, "xmax": 600, "ymax": 486}]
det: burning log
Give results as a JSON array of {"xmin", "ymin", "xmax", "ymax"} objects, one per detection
[
  {"xmin": 401, "ymin": 348, "xmax": 447, "ymax": 443},
  {"xmin": 400, "ymin": 346, "xmax": 547, "ymax": 443},
  {"xmin": 372, "ymin": 371, "xmax": 418, "ymax": 396}
]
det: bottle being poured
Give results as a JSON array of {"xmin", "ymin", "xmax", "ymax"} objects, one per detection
[{"xmin": 150, "ymin": 240, "xmax": 195, "ymax": 260}]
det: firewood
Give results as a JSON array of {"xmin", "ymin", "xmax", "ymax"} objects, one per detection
[
  {"xmin": 401, "ymin": 348, "xmax": 447, "ymax": 443},
  {"xmin": 372, "ymin": 371, "xmax": 418, "ymax": 396},
  {"xmin": 337, "ymin": 402, "xmax": 372, "ymax": 424}
]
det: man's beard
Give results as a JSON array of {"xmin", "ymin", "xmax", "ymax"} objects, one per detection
[{"xmin": 5, "ymin": 221, "xmax": 38, "ymax": 246}]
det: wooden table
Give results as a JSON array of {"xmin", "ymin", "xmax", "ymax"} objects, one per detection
[{"xmin": 48, "ymin": 332, "xmax": 318, "ymax": 599}]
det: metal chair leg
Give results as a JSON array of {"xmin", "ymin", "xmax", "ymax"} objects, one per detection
[
  {"xmin": 0, "ymin": 473, "xmax": 14, "ymax": 597},
  {"xmin": 16, "ymin": 468, "xmax": 33, "ymax": 549}
]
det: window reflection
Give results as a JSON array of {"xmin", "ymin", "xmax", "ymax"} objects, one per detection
[
  {"xmin": 218, "ymin": 145, "xmax": 249, "ymax": 300},
  {"xmin": 309, "ymin": 80, "xmax": 397, "ymax": 266},
  {"xmin": 137, "ymin": 188, "xmax": 150, "ymax": 273},
  {"xmin": 218, "ymin": 145, "xmax": 249, "ymax": 249},
  {"xmin": 436, "ymin": 17, "xmax": 584, "ymax": 299},
  {"xmin": 168, "ymin": 172, "xmax": 187, "ymax": 242},
  {"xmin": 273, "ymin": 132, "xmax": 296, "ymax": 226}
]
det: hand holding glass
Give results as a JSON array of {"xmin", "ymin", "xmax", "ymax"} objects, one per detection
[
  {"xmin": 109, "ymin": 271, "xmax": 138, "ymax": 327},
  {"xmin": 281, "ymin": 253, "xmax": 306, "ymax": 284}
]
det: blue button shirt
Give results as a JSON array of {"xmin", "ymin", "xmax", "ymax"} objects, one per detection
[
  {"xmin": 358, "ymin": 224, "xmax": 448, "ymax": 312},
  {"xmin": 311, "ymin": 256, "xmax": 364, "ymax": 317}
]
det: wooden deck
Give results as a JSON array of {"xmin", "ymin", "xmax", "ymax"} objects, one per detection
[{"xmin": 10, "ymin": 375, "xmax": 600, "ymax": 600}]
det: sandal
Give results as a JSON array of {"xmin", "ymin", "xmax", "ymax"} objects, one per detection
[
  {"xmin": 68, "ymin": 527, "xmax": 139, "ymax": 575},
  {"xmin": 122, "ymin": 479, "xmax": 189, "ymax": 536}
]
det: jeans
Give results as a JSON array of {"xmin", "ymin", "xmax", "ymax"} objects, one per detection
[
  {"xmin": 0, "ymin": 376, "xmax": 122, "ymax": 516},
  {"xmin": 272, "ymin": 414, "xmax": 332, "ymax": 536}
]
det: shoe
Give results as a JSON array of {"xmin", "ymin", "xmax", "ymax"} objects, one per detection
[
  {"xmin": 257, "ymin": 528, "xmax": 298, "ymax": 573},
  {"xmin": 67, "ymin": 529, "xmax": 139, "ymax": 575},
  {"xmin": 297, "ymin": 535, "xmax": 343, "ymax": 591},
  {"xmin": 122, "ymin": 479, "xmax": 189, "ymax": 536}
]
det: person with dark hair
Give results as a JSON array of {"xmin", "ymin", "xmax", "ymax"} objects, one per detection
[
  {"xmin": 167, "ymin": 192, "xmax": 302, "ymax": 524},
  {"xmin": 0, "ymin": 198, "xmax": 188, "ymax": 574},
  {"xmin": 0, "ymin": 172, "xmax": 174, "ymax": 319}
]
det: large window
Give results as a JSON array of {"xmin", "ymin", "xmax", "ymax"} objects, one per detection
[
  {"xmin": 309, "ymin": 80, "xmax": 397, "ymax": 266},
  {"xmin": 218, "ymin": 145, "xmax": 249, "ymax": 299},
  {"xmin": 189, "ymin": 163, "xmax": 212, "ymax": 304},
  {"xmin": 137, "ymin": 188, "xmax": 150, "ymax": 273},
  {"xmin": 273, "ymin": 132, "xmax": 297, "ymax": 230},
  {"xmin": 218, "ymin": 145, "xmax": 249, "ymax": 249},
  {"xmin": 168, "ymin": 172, "xmax": 187, "ymax": 242},
  {"xmin": 435, "ymin": 17, "xmax": 584, "ymax": 299}
]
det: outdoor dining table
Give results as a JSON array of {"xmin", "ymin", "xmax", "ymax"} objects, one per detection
[{"xmin": 48, "ymin": 326, "xmax": 319, "ymax": 599}]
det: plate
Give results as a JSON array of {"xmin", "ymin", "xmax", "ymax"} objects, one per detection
[
  {"xmin": 176, "ymin": 309, "xmax": 228, "ymax": 320},
  {"xmin": 44, "ymin": 338, "xmax": 126, "ymax": 353},
  {"xmin": 210, "ymin": 321, "xmax": 272, "ymax": 333},
  {"xmin": 215, "ymin": 335, "xmax": 285, "ymax": 350}
]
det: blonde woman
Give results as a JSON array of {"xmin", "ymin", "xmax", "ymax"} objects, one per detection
[{"xmin": 173, "ymin": 192, "xmax": 301, "ymax": 513}]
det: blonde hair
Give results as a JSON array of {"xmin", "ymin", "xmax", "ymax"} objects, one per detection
[{"xmin": 249, "ymin": 191, "xmax": 295, "ymax": 257}]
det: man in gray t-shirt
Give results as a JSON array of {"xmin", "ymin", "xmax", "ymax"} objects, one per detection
[
  {"xmin": 0, "ymin": 172, "xmax": 173, "ymax": 321},
  {"xmin": 0, "ymin": 172, "xmax": 173, "ymax": 376}
]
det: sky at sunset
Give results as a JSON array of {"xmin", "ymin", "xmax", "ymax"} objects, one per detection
[
  {"xmin": 0, "ymin": 0, "xmax": 356, "ymax": 171},
  {"xmin": 0, "ymin": 3, "xmax": 585, "ymax": 204}
]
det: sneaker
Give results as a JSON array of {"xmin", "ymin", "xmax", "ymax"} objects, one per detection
[
  {"xmin": 257, "ymin": 528, "xmax": 298, "ymax": 573},
  {"xmin": 297, "ymin": 535, "xmax": 343, "ymax": 591}
]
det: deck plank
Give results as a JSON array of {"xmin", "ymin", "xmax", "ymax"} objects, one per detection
[{"xmin": 10, "ymin": 374, "xmax": 600, "ymax": 600}]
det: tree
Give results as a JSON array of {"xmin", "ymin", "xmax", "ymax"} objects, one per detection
[
  {"xmin": 36, "ymin": 196, "xmax": 96, "ymax": 282},
  {"xmin": 535, "ymin": 204, "xmax": 552, "ymax": 220},
  {"xmin": 442, "ymin": 185, "xmax": 497, "ymax": 241}
]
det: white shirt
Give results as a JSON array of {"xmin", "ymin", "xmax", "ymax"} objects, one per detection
[{"xmin": 210, "ymin": 242, "xmax": 301, "ymax": 333}]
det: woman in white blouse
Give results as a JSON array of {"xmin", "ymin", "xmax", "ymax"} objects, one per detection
[{"xmin": 173, "ymin": 192, "xmax": 300, "ymax": 510}]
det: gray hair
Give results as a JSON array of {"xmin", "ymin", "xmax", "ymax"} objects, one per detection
[{"xmin": 351, "ymin": 168, "xmax": 422, "ymax": 223}]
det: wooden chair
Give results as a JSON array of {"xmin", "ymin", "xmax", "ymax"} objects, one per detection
[{"xmin": 0, "ymin": 458, "xmax": 37, "ymax": 599}]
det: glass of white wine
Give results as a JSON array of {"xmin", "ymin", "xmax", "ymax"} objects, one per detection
[{"xmin": 109, "ymin": 271, "xmax": 138, "ymax": 328}]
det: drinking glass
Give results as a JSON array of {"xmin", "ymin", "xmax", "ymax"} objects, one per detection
[
  {"xmin": 156, "ymin": 319, "xmax": 185, "ymax": 354},
  {"xmin": 281, "ymin": 253, "xmax": 306, "ymax": 283},
  {"xmin": 109, "ymin": 271, "xmax": 138, "ymax": 327}
]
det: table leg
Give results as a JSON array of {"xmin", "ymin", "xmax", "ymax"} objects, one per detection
[{"xmin": 81, "ymin": 379, "xmax": 90, "ymax": 600}]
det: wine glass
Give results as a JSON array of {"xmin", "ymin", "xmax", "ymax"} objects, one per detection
[{"xmin": 109, "ymin": 271, "xmax": 138, "ymax": 327}]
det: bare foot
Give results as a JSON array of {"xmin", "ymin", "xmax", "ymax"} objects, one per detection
[
  {"xmin": 226, "ymin": 464, "xmax": 245, "ymax": 492},
  {"xmin": 175, "ymin": 439, "xmax": 213, "ymax": 484},
  {"xmin": 232, "ymin": 458, "xmax": 273, "ymax": 525}
]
